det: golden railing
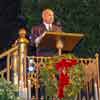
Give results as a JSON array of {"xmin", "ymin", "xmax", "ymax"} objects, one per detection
[
  {"xmin": 26, "ymin": 54, "xmax": 100, "ymax": 100},
  {"xmin": 0, "ymin": 46, "xmax": 99, "ymax": 100},
  {"xmin": 0, "ymin": 46, "xmax": 18, "ymax": 81},
  {"xmin": 0, "ymin": 28, "xmax": 29, "ymax": 99},
  {"xmin": 78, "ymin": 54, "xmax": 100, "ymax": 100},
  {"xmin": 0, "ymin": 28, "xmax": 99, "ymax": 100},
  {"xmin": 27, "ymin": 56, "xmax": 53, "ymax": 100}
]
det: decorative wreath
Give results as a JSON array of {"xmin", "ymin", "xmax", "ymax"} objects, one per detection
[{"xmin": 40, "ymin": 54, "xmax": 84, "ymax": 100}]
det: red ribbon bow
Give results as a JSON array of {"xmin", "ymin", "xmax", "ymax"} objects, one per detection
[{"xmin": 55, "ymin": 59, "xmax": 77, "ymax": 99}]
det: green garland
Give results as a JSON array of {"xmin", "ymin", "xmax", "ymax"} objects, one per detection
[
  {"xmin": 40, "ymin": 54, "xmax": 84, "ymax": 100},
  {"xmin": 0, "ymin": 78, "xmax": 22, "ymax": 100}
]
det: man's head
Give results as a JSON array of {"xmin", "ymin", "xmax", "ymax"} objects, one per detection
[{"xmin": 42, "ymin": 9, "xmax": 54, "ymax": 24}]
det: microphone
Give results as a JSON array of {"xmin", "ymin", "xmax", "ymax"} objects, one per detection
[{"xmin": 56, "ymin": 21, "xmax": 62, "ymax": 30}]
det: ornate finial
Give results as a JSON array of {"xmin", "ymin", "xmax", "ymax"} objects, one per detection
[
  {"xmin": 18, "ymin": 27, "xmax": 29, "ymax": 44},
  {"xmin": 18, "ymin": 27, "xmax": 27, "ymax": 38}
]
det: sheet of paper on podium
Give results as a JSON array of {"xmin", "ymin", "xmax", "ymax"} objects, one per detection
[{"xmin": 38, "ymin": 32, "xmax": 84, "ymax": 51}]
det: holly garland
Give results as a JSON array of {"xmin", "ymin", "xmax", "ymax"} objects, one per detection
[{"xmin": 40, "ymin": 54, "xmax": 84, "ymax": 100}]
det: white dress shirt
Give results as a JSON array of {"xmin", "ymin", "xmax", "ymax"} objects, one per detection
[{"xmin": 43, "ymin": 22, "xmax": 52, "ymax": 31}]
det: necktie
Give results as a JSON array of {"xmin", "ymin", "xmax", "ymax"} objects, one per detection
[{"xmin": 48, "ymin": 24, "xmax": 52, "ymax": 31}]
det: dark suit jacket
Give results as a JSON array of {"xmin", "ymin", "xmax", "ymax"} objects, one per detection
[{"xmin": 30, "ymin": 23, "xmax": 62, "ymax": 56}]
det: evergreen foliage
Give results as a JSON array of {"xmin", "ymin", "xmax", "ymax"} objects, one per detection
[
  {"xmin": 0, "ymin": 78, "xmax": 22, "ymax": 100},
  {"xmin": 21, "ymin": 0, "xmax": 100, "ymax": 57}
]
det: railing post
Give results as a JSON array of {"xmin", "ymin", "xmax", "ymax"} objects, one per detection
[
  {"xmin": 18, "ymin": 28, "xmax": 29, "ymax": 88},
  {"xmin": 95, "ymin": 53, "xmax": 100, "ymax": 99},
  {"xmin": 7, "ymin": 54, "xmax": 10, "ymax": 81},
  {"xmin": 12, "ymin": 45, "xmax": 18, "ymax": 85}
]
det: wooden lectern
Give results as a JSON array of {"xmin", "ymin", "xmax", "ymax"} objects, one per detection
[{"xmin": 38, "ymin": 32, "xmax": 84, "ymax": 55}]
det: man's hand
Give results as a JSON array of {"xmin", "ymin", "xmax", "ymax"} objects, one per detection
[
  {"xmin": 35, "ymin": 32, "xmax": 46, "ymax": 44},
  {"xmin": 41, "ymin": 32, "xmax": 46, "ymax": 38}
]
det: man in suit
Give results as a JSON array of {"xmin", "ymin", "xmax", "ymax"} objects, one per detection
[
  {"xmin": 29, "ymin": 9, "xmax": 62, "ymax": 99},
  {"xmin": 30, "ymin": 8, "xmax": 62, "ymax": 56}
]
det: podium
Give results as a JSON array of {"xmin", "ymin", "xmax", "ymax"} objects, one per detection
[{"xmin": 38, "ymin": 32, "xmax": 84, "ymax": 55}]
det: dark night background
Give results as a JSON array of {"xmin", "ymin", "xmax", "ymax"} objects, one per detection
[{"xmin": 0, "ymin": 0, "xmax": 20, "ymax": 53}]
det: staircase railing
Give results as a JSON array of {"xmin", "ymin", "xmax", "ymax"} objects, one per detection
[{"xmin": 0, "ymin": 46, "xmax": 18, "ymax": 81}]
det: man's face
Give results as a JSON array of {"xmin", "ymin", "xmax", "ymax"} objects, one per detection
[{"xmin": 42, "ymin": 10, "xmax": 54, "ymax": 24}]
